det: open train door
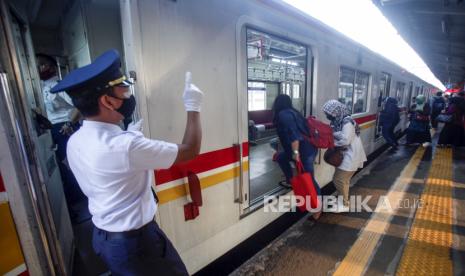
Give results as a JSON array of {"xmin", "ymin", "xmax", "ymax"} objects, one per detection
[
  {"xmin": 237, "ymin": 25, "xmax": 313, "ymax": 215},
  {"xmin": 0, "ymin": 1, "xmax": 74, "ymax": 274},
  {"xmin": 374, "ymin": 72, "xmax": 392, "ymax": 140}
]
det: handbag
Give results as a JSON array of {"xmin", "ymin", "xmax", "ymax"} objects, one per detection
[
  {"xmin": 324, "ymin": 147, "xmax": 344, "ymax": 167},
  {"xmin": 436, "ymin": 114, "xmax": 452, "ymax": 123}
]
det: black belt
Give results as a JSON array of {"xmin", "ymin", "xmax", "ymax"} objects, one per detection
[{"xmin": 96, "ymin": 221, "xmax": 153, "ymax": 240}]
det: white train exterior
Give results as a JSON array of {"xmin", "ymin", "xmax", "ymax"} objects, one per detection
[{"xmin": 0, "ymin": 0, "xmax": 437, "ymax": 275}]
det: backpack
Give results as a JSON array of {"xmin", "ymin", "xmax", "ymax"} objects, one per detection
[
  {"xmin": 432, "ymin": 98, "xmax": 445, "ymax": 112},
  {"xmin": 305, "ymin": 116, "xmax": 335, "ymax": 148}
]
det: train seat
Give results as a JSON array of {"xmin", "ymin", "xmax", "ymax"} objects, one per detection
[{"xmin": 248, "ymin": 110, "xmax": 274, "ymax": 130}]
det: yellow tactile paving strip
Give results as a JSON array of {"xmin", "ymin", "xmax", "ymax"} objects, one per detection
[
  {"xmin": 333, "ymin": 147, "xmax": 425, "ymax": 276},
  {"xmin": 396, "ymin": 148, "xmax": 454, "ymax": 276}
]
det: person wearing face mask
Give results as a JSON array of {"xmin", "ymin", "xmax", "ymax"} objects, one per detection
[
  {"xmin": 322, "ymin": 100, "xmax": 367, "ymax": 212},
  {"xmin": 51, "ymin": 49, "xmax": 203, "ymax": 275},
  {"xmin": 36, "ymin": 54, "xmax": 85, "ymax": 219}
]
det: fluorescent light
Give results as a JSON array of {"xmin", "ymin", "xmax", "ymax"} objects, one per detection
[{"xmin": 282, "ymin": 0, "xmax": 446, "ymax": 90}]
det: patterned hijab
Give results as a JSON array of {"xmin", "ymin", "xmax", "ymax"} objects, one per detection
[{"xmin": 322, "ymin": 99, "xmax": 359, "ymax": 134}]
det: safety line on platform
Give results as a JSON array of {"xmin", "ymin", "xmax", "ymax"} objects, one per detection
[
  {"xmin": 396, "ymin": 148, "xmax": 453, "ymax": 275},
  {"xmin": 333, "ymin": 147, "xmax": 426, "ymax": 276}
]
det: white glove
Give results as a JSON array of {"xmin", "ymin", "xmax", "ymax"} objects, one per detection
[
  {"xmin": 127, "ymin": 119, "xmax": 143, "ymax": 132},
  {"xmin": 183, "ymin": 72, "xmax": 204, "ymax": 112}
]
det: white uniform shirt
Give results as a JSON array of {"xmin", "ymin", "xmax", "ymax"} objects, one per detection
[
  {"xmin": 41, "ymin": 76, "xmax": 75, "ymax": 124},
  {"xmin": 334, "ymin": 123, "xmax": 367, "ymax": 172},
  {"xmin": 67, "ymin": 120, "xmax": 178, "ymax": 231}
]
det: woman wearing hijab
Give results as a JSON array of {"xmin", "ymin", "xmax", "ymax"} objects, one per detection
[
  {"xmin": 379, "ymin": 97, "xmax": 400, "ymax": 149},
  {"xmin": 272, "ymin": 95, "xmax": 321, "ymax": 215},
  {"xmin": 438, "ymin": 96, "xmax": 465, "ymax": 147},
  {"xmin": 322, "ymin": 100, "xmax": 367, "ymax": 212},
  {"xmin": 406, "ymin": 95, "xmax": 432, "ymax": 147}
]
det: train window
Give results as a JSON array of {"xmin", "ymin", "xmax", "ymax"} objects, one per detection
[
  {"xmin": 292, "ymin": 84, "xmax": 301, "ymax": 99},
  {"xmin": 414, "ymin": 86, "xmax": 420, "ymax": 97},
  {"xmin": 338, "ymin": 67, "xmax": 355, "ymax": 110},
  {"xmin": 338, "ymin": 67, "xmax": 369, "ymax": 114},
  {"xmin": 248, "ymin": 82, "xmax": 266, "ymax": 111},
  {"xmin": 354, "ymin": 71, "xmax": 369, "ymax": 113},
  {"xmin": 395, "ymin": 82, "xmax": 406, "ymax": 105}
]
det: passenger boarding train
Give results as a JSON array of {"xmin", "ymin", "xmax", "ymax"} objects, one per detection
[{"xmin": 0, "ymin": 0, "xmax": 438, "ymax": 275}]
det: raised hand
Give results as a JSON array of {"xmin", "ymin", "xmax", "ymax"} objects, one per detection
[{"xmin": 182, "ymin": 72, "xmax": 204, "ymax": 112}]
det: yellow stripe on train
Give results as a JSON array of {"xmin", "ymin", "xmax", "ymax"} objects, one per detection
[{"xmin": 157, "ymin": 161, "xmax": 249, "ymax": 204}]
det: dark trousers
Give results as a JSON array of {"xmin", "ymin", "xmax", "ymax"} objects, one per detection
[
  {"xmin": 51, "ymin": 122, "xmax": 85, "ymax": 205},
  {"xmin": 431, "ymin": 112, "xmax": 440, "ymax": 128},
  {"xmin": 276, "ymin": 151, "xmax": 321, "ymax": 195},
  {"xmin": 93, "ymin": 221, "xmax": 188, "ymax": 276},
  {"xmin": 381, "ymin": 123, "xmax": 397, "ymax": 146}
]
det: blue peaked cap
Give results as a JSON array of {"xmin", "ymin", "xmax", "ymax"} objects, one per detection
[{"xmin": 50, "ymin": 49, "xmax": 132, "ymax": 94}]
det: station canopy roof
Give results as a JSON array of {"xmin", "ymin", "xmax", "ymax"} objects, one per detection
[{"xmin": 373, "ymin": 0, "xmax": 465, "ymax": 88}]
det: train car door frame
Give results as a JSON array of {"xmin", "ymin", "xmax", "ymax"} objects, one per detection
[
  {"xmin": 235, "ymin": 18, "xmax": 314, "ymax": 216},
  {"xmin": 374, "ymin": 72, "xmax": 391, "ymax": 140},
  {"xmin": 0, "ymin": 1, "xmax": 74, "ymax": 274}
]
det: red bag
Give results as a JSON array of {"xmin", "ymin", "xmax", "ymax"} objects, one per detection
[
  {"xmin": 291, "ymin": 161, "xmax": 319, "ymax": 212},
  {"xmin": 305, "ymin": 116, "xmax": 334, "ymax": 148}
]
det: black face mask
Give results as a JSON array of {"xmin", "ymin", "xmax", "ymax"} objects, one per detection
[{"xmin": 115, "ymin": 95, "xmax": 136, "ymax": 119}]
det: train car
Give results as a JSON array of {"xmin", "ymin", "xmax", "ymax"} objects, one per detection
[{"xmin": 0, "ymin": 0, "xmax": 438, "ymax": 275}]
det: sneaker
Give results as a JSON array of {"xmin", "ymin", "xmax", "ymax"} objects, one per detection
[
  {"xmin": 278, "ymin": 180, "xmax": 291, "ymax": 189},
  {"xmin": 422, "ymin": 142, "xmax": 431, "ymax": 148}
]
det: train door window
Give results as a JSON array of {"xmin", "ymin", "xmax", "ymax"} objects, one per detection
[
  {"xmin": 246, "ymin": 28, "xmax": 308, "ymax": 204},
  {"xmin": 407, "ymin": 82, "xmax": 413, "ymax": 108},
  {"xmin": 374, "ymin": 72, "xmax": 391, "ymax": 139},
  {"xmin": 338, "ymin": 67, "xmax": 369, "ymax": 114},
  {"xmin": 415, "ymin": 86, "xmax": 420, "ymax": 97},
  {"xmin": 395, "ymin": 82, "xmax": 406, "ymax": 106},
  {"xmin": 353, "ymin": 71, "xmax": 369, "ymax": 113},
  {"xmin": 338, "ymin": 67, "xmax": 355, "ymax": 111}
]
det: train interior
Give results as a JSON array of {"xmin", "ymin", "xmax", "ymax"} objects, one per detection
[
  {"xmin": 5, "ymin": 0, "xmax": 125, "ymax": 274},
  {"xmin": 246, "ymin": 29, "xmax": 309, "ymax": 204}
]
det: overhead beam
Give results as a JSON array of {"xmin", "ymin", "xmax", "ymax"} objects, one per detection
[
  {"xmin": 423, "ymin": 51, "xmax": 465, "ymax": 61},
  {"xmin": 413, "ymin": 35, "xmax": 465, "ymax": 44},
  {"xmin": 414, "ymin": 9, "xmax": 465, "ymax": 15},
  {"xmin": 379, "ymin": 1, "xmax": 465, "ymax": 13},
  {"xmin": 413, "ymin": 38, "xmax": 465, "ymax": 49}
]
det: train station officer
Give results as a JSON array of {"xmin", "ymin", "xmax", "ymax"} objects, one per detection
[{"xmin": 50, "ymin": 49, "xmax": 203, "ymax": 275}]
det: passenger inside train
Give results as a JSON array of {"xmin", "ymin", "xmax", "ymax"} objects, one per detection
[{"xmin": 36, "ymin": 53, "xmax": 86, "ymax": 221}]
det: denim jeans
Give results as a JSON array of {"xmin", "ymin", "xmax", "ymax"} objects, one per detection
[
  {"xmin": 381, "ymin": 123, "xmax": 397, "ymax": 146},
  {"xmin": 276, "ymin": 151, "xmax": 321, "ymax": 195}
]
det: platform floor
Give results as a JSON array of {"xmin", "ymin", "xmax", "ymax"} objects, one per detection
[{"xmin": 232, "ymin": 135, "xmax": 465, "ymax": 276}]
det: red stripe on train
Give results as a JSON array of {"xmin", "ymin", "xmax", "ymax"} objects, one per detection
[
  {"xmin": 0, "ymin": 172, "xmax": 5, "ymax": 193},
  {"xmin": 354, "ymin": 114, "xmax": 377, "ymax": 125},
  {"xmin": 155, "ymin": 142, "xmax": 248, "ymax": 185}
]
